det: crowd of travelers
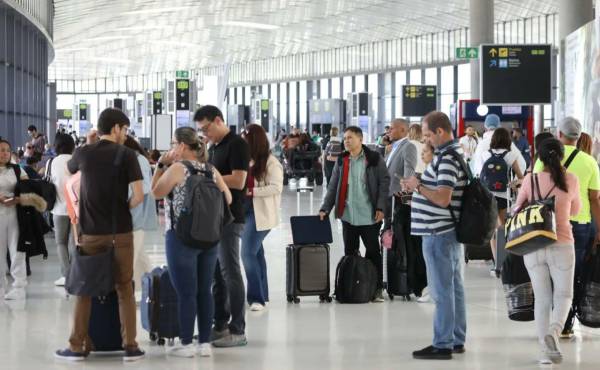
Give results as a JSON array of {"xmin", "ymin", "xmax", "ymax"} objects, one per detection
[{"xmin": 1, "ymin": 105, "xmax": 598, "ymax": 365}]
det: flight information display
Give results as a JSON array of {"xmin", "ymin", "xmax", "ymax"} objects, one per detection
[
  {"xmin": 402, "ymin": 85, "xmax": 437, "ymax": 116},
  {"xmin": 480, "ymin": 44, "xmax": 551, "ymax": 105}
]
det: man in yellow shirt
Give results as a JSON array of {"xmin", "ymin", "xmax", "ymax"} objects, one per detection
[{"xmin": 533, "ymin": 117, "xmax": 600, "ymax": 338}]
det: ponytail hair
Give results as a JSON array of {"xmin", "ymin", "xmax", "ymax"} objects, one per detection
[
  {"xmin": 174, "ymin": 127, "xmax": 207, "ymax": 163},
  {"xmin": 537, "ymin": 138, "xmax": 568, "ymax": 192}
]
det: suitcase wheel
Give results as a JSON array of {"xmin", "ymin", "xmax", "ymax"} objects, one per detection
[
  {"xmin": 287, "ymin": 295, "xmax": 294, "ymax": 303},
  {"xmin": 149, "ymin": 333, "xmax": 157, "ymax": 342},
  {"xmin": 293, "ymin": 297, "xmax": 300, "ymax": 304},
  {"xmin": 157, "ymin": 338, "xmax": 165, "ymax": 346},
  {"xmin": 388, "ymin": 294, "xmax": 394, "ymax": 301},
  {"xmin": 403, "ymin": 295, "xmax": 411, "ymax": 301},
  {"xmin": 319, "ymin": 295, "xmax": 332, "ymax": 303}
]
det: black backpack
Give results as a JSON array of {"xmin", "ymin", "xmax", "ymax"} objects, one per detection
[
  {"xmin": 169, "ymin": 161, "xmax": 233, "ymax": 249},
  {"xmin": 334, "ymin": 255, "xmax": 377, "ymax": 303},
  {"xmin": 480, "ymin": 150, "xmax": 510, "ymax": 192},
  {"xmin": 437, "ymin": 149, "xmax": 498, "ymax": 245}
]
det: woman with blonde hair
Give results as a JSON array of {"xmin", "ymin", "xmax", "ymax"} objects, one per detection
[
  {"xmin": 577, "ymin": 132, "xmax": 593, "ymax": 155},
  {"xmin": 408, "ymin": 123, "xmax": 426, "ymax": 174}
]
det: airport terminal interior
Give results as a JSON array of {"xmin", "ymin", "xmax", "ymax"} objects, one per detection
[{"xmin": 1, "ymin": 0, "xmax": 600, "ymax": 369}]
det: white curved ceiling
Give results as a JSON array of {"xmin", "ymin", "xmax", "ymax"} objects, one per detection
[{"xmin": 49, "ymin": 0, "xmax": 559, "ymax": 80}]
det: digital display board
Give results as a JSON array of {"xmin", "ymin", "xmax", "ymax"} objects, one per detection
[
  {"xmin": 176, "ymin": 79, "xmax": 190, "ymax": 111},
  {"xmin": 402, "ymin": 85, "xmax": 437, "ymax": 116},
  {"xmin": 480, "ymin": 44, "xmax": 552, "ymax": 105},
  {"xmin": 152, "ymin": 91, "xmax": 163, "ymax": 115}
]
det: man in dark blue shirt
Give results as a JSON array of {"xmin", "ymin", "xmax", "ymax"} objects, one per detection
[{"xmin": 512, "ymin": 128, "xmax": 531, "ymax": 169}]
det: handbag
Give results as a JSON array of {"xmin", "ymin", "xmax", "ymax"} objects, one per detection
[
  {"xmin": 41, "ymin": 157, "xmax": 57, "ymax": 210},
  {"xmin": 504, "ymin": 173, "xmax": 557, "ymax": 256},
  {"xmin": 65, "ymin": 146, "xmax": 125, "ymax": 296}
]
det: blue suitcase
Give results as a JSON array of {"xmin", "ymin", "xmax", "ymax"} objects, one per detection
[
  {"xmin": 89, "ymin": 291, "xmax": 123, "ymax": 352},
  {"xmin": 141, "ymin": 266, "xmax": 179, "ymax": 345}
]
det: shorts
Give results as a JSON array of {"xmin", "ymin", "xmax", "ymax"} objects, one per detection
[{"xmin": 495, "ymin": 197, "xmax": 507, "ymax": 211}]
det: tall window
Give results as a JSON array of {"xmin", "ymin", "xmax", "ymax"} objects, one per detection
[
  {"xmin": 299, "ymin": 80, "xmax": 307, "ymax": 129},
  {"xmin": 343, "ymin": 75, "xmax": 353, "ymax": 98},
  {"xmin": 279, "ymin": 82, "xmax": 288, "ymax": 126},
  {"xmin": 457, "ymin": 63, "xmax": 471, "ymax": 100},
  {"xmin": 355, "ymin": 75, "xmax": 365, "ymax": 92},
  {"xmin": 289, "ymin": 81, "xmax": 298, "ymax": 126},
  {"xmin": 409, "ymin": 69, "xmax": 422, "ymax": 85},
  {"xmin": 425, "ymin": 68, "xmax": 437, "ymax": 85},
  {"xmin": 270, "ymin": 83, "xmax": 278, "ymax": 122},
  {"xmin": 331, "ymin": 77, "xmax": 341, "ymax": 99},
  {"xmin": 368, "ymin": 73, "xmax": 379, "ymax": 123},
  {"xmin": 320, "ymin": 78, "xmax": 330, "ymax": 99},
  {"xmin": 395, "ymin": 70, "xmax": 407, "ymax": 118},
  {"xmin": 440, "ymin": 65, "xmax": 455, "ymax": 117}
]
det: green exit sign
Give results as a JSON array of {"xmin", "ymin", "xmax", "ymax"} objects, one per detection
[
  {"xmin": 176, "ymin": 70, "xmax": 189, "ymax": 79},
  {"xmin": 456, "ymin": 47, "xmax": 479, "ymax": 59}
]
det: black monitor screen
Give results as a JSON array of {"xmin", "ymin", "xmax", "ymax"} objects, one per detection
[
  {"xmin": 402, "ymin": 85, "xmax": 437, "ymax": 117},
  {"xmin": 480, "ymin": 44, "xmax": 551, "ymax": 105}
]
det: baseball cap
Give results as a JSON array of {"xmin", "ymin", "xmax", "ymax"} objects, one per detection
[
  {"xmin": 484, "ymin": 114, "xmax": 500, "ymax": 129},
  {"xmin": 558, "ymin": 116, "xmax": 582, "ymax": 140}
]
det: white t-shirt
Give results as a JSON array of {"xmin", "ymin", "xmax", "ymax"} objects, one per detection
[
  {"xmin": 471, "ymin": 130, "xmax": 526, "ymax": 178},
  {"xmin": 46, "ymin": 154, "xmax": 73, "ymax": 216},
  {"xmin": 479, "ymin": 149, "xmax": 519, "ymax": 199},
  {"xmin": 459, "ymin": 135, "xmax": 478, "ymax": 160}
]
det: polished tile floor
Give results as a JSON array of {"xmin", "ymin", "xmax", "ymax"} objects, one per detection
[{"xmin": 1, "ymin": 186, "xmax": 600, "ymax": 369}]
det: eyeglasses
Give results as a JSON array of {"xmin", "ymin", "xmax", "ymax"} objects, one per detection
[{"xmin": 199, "ymin": 121, "xmax": 213, "ymax": 134}]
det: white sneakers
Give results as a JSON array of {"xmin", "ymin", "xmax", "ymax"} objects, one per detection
[
  {"xmin": 167, "ymin": 343, "xmax": 196, "ymax": 358},
  {"xmin": 4, "ymin": 288, "xmax": 26, "ymax": 300},
  {"xmin": 54, "ymin": 277, "xmax": 66, "ymax": 286},
  {"xmin": 250, "ymin": 303, "xmax": 266, "ymax": 312},
  {"xmin": 197, "ymin": 343, "xmax": 212, "ymax": 357},
  {"xmin": 417, "ymin": 287, "xmax": 431, "ymax": 303},
  {"xmin": 543, "ymin": 332, "xmax": 563, "ymax": 364},
  {"xmin": 167, "ymin": 342, "xmax": 212, "ymax": 358}
]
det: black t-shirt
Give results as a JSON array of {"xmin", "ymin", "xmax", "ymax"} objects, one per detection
[
  {"xmin": 208, "ymin": 131, "xmax": 250, "ymax": 223},
  {"xmin": 67, "ymin": 140, "xmax": 143, "ymax": 235}
]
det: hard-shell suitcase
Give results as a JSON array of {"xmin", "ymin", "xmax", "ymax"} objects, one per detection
[
  {"xmin": 286, "ymin": 244, "xmax": 331, "ymax": 303},
  {"xmin": 89, "ymin": 291, "xmax": 123, "ymax": 352},
  {"xmin": 383, "ymin": 197, "xmax": 411, "ymax": 300},
  {"xmin": 141, "ymin": 266, "xmax": 179, "ymax": 345}
]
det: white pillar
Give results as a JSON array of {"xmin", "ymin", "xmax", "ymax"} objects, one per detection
[{"xmin": 469, "ymin": 0, "xmax": 494, "ymax": 99}]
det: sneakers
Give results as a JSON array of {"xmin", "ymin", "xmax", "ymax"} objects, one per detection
[
  {"xmin": 544, "ymin": 333, "xmax": 563, "ymax": 364},
  {"xmin": 54, "ymin": 349, "xmax": 86, "ymax": 361},
  {"xmin": 167, "ymin": 343, "xmax": 195, "ymax": 358},
  {"xmin": 453, "ymin": 345, "xmax": 466, "ymax": 354},
  {"xmin": 123, "ymin": 348, "xmax": 145, "ymax": 362},
  {"xmin": 54, "ymin": 277, "xmax": 66, "ymax": 286},
  {"xmin": 4, "ymin": 288, "xmax": 25, "ymax": 300},
  {"xmin": 412, "ymin": 345, "xmax": 452, "ymax": 360},
  {"xmin": 210, "ymin": 327, "xmax": 230, "ymax": 342},
  {"xmin": 250, "ymin": 302, "xmax": 265, "ymax": 312},
  {"xmin": 560, "ymin": 328, "xmax": 574, "ymax": 339},
  {"xmin": 372, "ymin": 289, "xmax": 385, "ymax": 303},
  {"xmin": 539, "ymin": 350, "xmax": 552, "ymax": 365},
  {"xmin": 197, "ymin": 343, "xmax": 212, "ymax": 357},
  {"xmin": 212, "ymin": 333, "xmax": 248, "ymax": 348}
]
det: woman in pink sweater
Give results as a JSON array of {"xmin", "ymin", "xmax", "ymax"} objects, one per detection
[{"xmin": 514, "ymin": 138, "xmax": 580, "ymax": 365}]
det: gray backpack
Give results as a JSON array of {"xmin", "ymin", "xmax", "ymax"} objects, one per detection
[{"xmin": 170, "ymin": 161, "xmax": 233, "ymax": 249}]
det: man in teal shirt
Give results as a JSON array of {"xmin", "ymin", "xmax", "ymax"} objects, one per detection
[
  {"xmin": 319, "ymin": 126, "xmax": 390, "ymax": 302},
  {"xmin": 533, "ymin": 117, "xmax": 600, "ymax": 338}
]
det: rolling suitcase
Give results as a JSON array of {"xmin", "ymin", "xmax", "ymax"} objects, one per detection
[
  {"xmin": 286, "ymin": 215, "xmax": 332, "ymax": 303},
  {"xmin": 383, "ymin": 197, "xmax": 410, "ymax": 300},
  {"xmin": 141, "ymin": 266, "xmax": 179, "ymax": 345},
  {"xmin": 88, "ymin": 291, "xmax": 123, "ymax": 352},
  {"xmin": 501, "ymin": 253, "xmax": 534, "ymax": 321}
]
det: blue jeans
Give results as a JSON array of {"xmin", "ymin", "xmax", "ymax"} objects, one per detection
[
  {"xmin": 422, "ymin": 230, "xmax": 467, "ymax": 349},
  {"xmin": 166, "ymin": 230, "xmax": 218, "ymax": 345},
  {"xmin": 241, "ymin": 206, "xmax": 270, "ymax": 305}
]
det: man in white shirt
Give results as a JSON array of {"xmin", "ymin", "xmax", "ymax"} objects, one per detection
[
  {"xmin": 458, "ymin": 126, "xmax": 478, "ymax": 162},
  {"xmin": 471, "ymin": 114, "xmax": 526, "ymax": 176}
]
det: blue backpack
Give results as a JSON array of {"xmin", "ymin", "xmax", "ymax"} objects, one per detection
[{"xmin": 480, "ymin": 150, "xmax": 509, "ymax": 192}]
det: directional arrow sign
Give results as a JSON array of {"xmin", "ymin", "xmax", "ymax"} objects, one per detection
[
  {"xmin": 489, "ymin": 48, "xmax": 498, "ymax": 57},
  {"xmin": 467, "ymin": 48, "xmax": 478, "ymax": 58},
  {"xmin": 456, "ymin": 47, "xmax": 478, "ymax": 59}
]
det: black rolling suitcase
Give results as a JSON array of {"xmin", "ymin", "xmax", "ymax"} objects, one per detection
[
  {"xmin": 286, "ymin": 215, "xmax": 332, "ymax": 303},
  {"xmin": 501, "ymin": 253, "xmax": 534, "ymax": 321},
  {"xmin": 577, "ymin": 244, "xmax": 600, "ymax": 328},
  {"xmin": 141, "ymin": 266, "xmax": 179, "ymax": 345},
  {"xmin": 88, "ymin": 291, "xmax": 123, "ymax": 352},
  {"xmin": 383, "ymin": 197, "xmax": 411, "ymax": 300}
]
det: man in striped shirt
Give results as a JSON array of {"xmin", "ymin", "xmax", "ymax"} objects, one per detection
[{"xmin": 401, "ymin": 111, "xmax": 468, "ymax": 360}]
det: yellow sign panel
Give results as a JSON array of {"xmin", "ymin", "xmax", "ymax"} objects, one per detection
[
  {"xmin": 177, "ymin": 80, "xmax": 189, "ymax": 90},
  {"xmin": 261, "ymin": 100, "xmax": 269, "ymax": 110},
  {"xmin": 499, "ymin": 48, "xmax": 508, "ymax": 57},
  {"xmin": 153, "ymin": 92, "xmax": 162, "ymax": 99}
]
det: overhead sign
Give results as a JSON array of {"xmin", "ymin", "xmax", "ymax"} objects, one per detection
[
  {"xmin": 402, "ymin": 85, "xmax": 437, "ymax": 117},
  {"xmin": 480, "ymin": 44, "xmax": 552, "ymax": 105},
  {"xmin": 176, "ymin": 79, "xmax": 190, "ymax": 111},
  {"xmin": 79, "ymin": 104, "xmax": 88, "ymax": 121},
  {"xmin": 58, "ymin": 109, "xmax": 72, "ymax": 119},
  {"xmin": 152, "ymin": 91, "xmax": 163, "ymax": 115},
  {"xmin": 176, "ymin": 70, "xmax": 189, "ymax": 79},
  {"xmin": 456, "ymin": 47, "xmax": 479, "ymax": 59}
]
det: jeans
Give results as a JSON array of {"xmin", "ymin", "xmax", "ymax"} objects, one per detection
[
  {"xmin": 341, "ymin": 221, "xmax": 383, "ymax": 289},
  {"xmin": 69, "ymin": 233, "xmax": 138, "ymax": 353},
  {"xmin": 53, "ymin": 214, "xmax": 75, "ymax": 278},
  {"xmin": 524, "ymin": 244, "xmax": 575, "ymax": 344},
  {"xmin": 422, "ymin": 230, "xmax": 466, "ymax": 349},
  {"xmin": 564, "ymin": 222, "xmax": 593, "ymax": 331},
  {"xmin": 213, "ymin": 222, "xmax": 246, "ymax": 335},
  {"xmin": 324, "ymin": 160, "xmax": 335, "ymax": 185},
  {"xmin": 165, "ymin": 230, "xmax": 218, "ymax": 345},
  {"xmin": 241, "ymin": 206, "xmax": 270, "ymax": 305}
]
